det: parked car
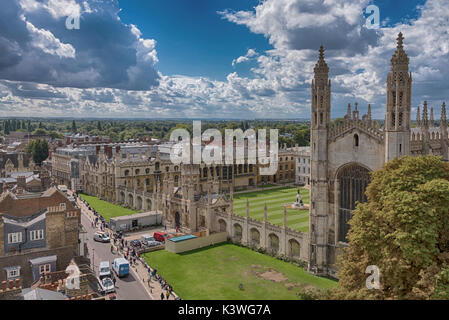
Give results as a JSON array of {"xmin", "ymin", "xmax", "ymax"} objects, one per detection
[
  {"xmin": 93, "ymin": 231, "xmax": 110, "ymax": 243},
  {"xmin": 140, "ymin": 234, "xmax": 155, "ymax": 245},
  {"xmin": 113, "ymin": 258, "xmax": 130, "ymax": 278},
  {"xmin": 99, "ymin": 277, "xmax": 115, "ymax": 294},
  {"xmin": 153, "ymin": 232, "xmax": 169, "ymax": 243},
  {"xmin": 130, "ymin": 239, "xmax": 141, "ymax": 248},
  {"xmin": 146, "ymin": 240, "xmax": 162, "ymax": 247},
  {"xmin": 99, "ymin": 261, "xmax": 111, "ymax": 280}
]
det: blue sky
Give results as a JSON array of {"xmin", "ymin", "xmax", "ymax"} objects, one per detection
[
  {"xmin": 118, "ymin": 0, "xmax": 272, "ymax": 80},
  {"xmin": 0, "ymin": 0, "xmax": 448, "ymax": 119},
  {"xmin": 117, "ymin": 0, "xmax": 426, "ymax": 80}
]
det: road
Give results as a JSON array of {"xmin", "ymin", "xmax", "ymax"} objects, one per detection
[{"xmin": 79, "ymin": 204, "xmax": 152, "ymax": 300}]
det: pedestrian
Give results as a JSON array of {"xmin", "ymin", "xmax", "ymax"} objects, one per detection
[
  {"xmin": 166, "ymin": 291, "xmax": 169, "ymax": 299},
  {"xmin": 164, "ymin": 224, "xmax": 166, "ymax": 231},
  {"xmin": 112, "ymin": 277, "xmax": 116, "ymax": 286},
  {"xmin": 160, "ymin": 292, "xmax": 164, "ymax": 300}
]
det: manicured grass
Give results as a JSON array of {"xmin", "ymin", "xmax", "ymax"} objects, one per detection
[
  {"xmin": 79, "ymin": 193, "xmax": 137, "ymax": 221},
  {"xmin": 233, "ymin": 187, "xmax": 309, "ymax": 233},
  {"xmin": 143, "ymin": 243, "xmax": 336, "ymax": 300}
]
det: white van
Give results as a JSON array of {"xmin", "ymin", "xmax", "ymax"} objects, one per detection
[{"xmin": 99, "ymin": 261, "xmax": 111, "ymax": 279}]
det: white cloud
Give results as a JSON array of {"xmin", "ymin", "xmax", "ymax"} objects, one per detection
[{"xmin": 25, "ymin": 19, "xmax": 76, "ymax": 58}]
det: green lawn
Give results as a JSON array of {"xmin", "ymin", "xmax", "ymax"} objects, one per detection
[
  {"xmin": 233, "ymin": 187, "xmax": 309, "ymax": 233},
  {"xmin": 143, "ymin": 243, "xmax": 336, "ymax": 300},
  {"xmin": 79, "ymin": 193, "xmax": 137, "ymax": 221}
]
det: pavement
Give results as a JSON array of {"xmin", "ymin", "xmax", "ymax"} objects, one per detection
[{"xmin": 74, "ymin": 192, "xmax": 178, "ymax": 300}]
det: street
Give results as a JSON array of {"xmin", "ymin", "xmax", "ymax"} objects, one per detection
[{"xmin": 79, "ymin": 203, "xmax": 152, "ymax": 300}]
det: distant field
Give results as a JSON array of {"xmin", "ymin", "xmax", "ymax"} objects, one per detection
[
  {"xmin": 79, "ymin": 193, "xmax": 136, "ymax": 221},
  {"xmin": 143, "ymin": 243, "xmax": 336, "ymax": 300},
  {"xmin": 233, "ymin": 187, "xmax": 309, "ymax": 233}
]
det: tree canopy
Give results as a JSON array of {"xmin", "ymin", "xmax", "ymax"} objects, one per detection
[
  {"xmin": 26, "ymin": 138, "xmax": 49, "ymax": 166},
  {"xmin": 334, "ymin": 155, "xmax": 449, "ymax": 299}
]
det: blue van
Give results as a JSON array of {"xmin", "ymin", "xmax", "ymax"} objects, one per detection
[{"xmin": 113, "ymin": 258, "xmax": 129, "ymax": 278}]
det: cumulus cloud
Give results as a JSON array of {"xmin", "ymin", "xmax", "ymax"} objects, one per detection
[
  {"xmin": 232, "ymin": 48, "xmax": 258, "ymax": 67},
  {"xmin": 0, "ymin": 0, "xmax": 160, "ymax": 90},
  {"xmin": 0, "ymin": 0, "xmax": 448, "ymax": 120}
]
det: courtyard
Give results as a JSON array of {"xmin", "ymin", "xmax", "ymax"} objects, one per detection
[
  {"xmin": 233, "ymin": 187, "xmax": 309, "ymax": 232},
  {"xmin": 142, "ymin": 243, "xmax": 336, "ymax": 300},
  {"xmin": 79, "ymin": 193, "xmax": 137, "ymax": 221}
]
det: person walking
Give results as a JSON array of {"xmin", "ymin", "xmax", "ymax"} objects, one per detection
[
  {"xmin": 160, "ymin": 292, "xmax": 164, "ymax": 300},
  {"xmin": 165, "ymin": 290, "xmax": 170, "ymax": 300}
]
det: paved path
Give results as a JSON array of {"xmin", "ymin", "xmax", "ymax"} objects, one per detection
[
  {"xmin": 74, "ymin": 192, "xmax": 178, "ymax": 300},
  {"xmin": 76, "ymin": 195, "xmax": 152, "ymax": 300}
]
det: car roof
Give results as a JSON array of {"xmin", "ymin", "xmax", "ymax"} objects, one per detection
[{"xmin": 100, "ymin": 261, "xmax": 110, "ymax": 267}]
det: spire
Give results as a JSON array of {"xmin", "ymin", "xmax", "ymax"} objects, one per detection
[
  {"xmin": 391, "ymin": 32, "xmax": 409, "ymax": 69},
  {"xmin": 314, "ymin": 45, "xmax": 329, "ymax": 75},
  {"xmin": 430, "ymin": 107, "xmax": 435, "ymax": 127},
  {"xmin": 441, "ymin": 102, "xmax": 447, "ymax": 128},
  {"xmin": 367, "ymin": 104, "xmax": 372, "ymax": 121},
  {"xmin": 422, "ymin": 101, "xmax": 428, "ymax": 128},
  {"xmin": 416, "ymin": 106, "xmax": 421, "ymax": 125},
  {"xmin": 397, "ymin": 32, "xmax": 404, "ymax": 49},
  {"xmin": 347, "ymin": 103, "xmax": 351, "ymax": 116}
]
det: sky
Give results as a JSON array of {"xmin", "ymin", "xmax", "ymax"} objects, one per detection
[{"xmin": 0, "ymin": 0, "xmax": 447, "ymax": 120}]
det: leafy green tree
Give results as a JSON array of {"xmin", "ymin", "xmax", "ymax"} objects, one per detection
[
  {"xmin": 333, "ymin": 155, "xmax": 449, "ymax": 300},
  {"xmin": 3, "ymin": 120, "xmax": 9, "ymax": 135},
  {"xmin": 26, "ymin": 138, "xmax": 49, "ymax": 165}
]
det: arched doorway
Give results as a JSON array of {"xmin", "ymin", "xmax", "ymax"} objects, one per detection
[
  {"xmin": 338, "ymin": 163, "xmax": 371, "ymax": 242},
  {"xmin": 288, "ymin": 239, "xmax": 300, "ymax": 258},
  {"xmin": 175, "ymin": 212, "xmax": 181, "ymax": 228},
  {"xmin": 250, "ymin": 228, "xmax": 260, "ymax": 246},
  {"xmin": 218, "ymin": 219, "xmax": 227, "ymax": 232},
  {"xmin": 233, "ymin": 223, "xmax": 242, "ymax": 241},
  {"xmin": 268, "ymin": 233, "xmax": 279, "ymax": 253}
]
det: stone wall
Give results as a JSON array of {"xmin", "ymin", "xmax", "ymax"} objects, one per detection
[{"xmin": 165, "ymin": 232, "xmax": 227, "ymax": 254}]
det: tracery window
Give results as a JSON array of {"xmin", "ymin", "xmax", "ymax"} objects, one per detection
[{"xmin": 338, "ymin": 164, "xmax": 371, "ymax": 242}]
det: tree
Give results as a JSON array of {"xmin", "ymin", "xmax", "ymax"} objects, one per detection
[
  {"xmin": 26, "ymin": 138, "xmax": 49, "ymax": 166},
  {"xmin": 3, "ymin": 120, "xmax": 9, "ymax": 135},
  {"xmin": 333, "ymin": 155, "xmax": 449, "ymax": 300}
]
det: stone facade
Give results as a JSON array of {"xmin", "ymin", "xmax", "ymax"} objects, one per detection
[{"xmin": 308, "ymin": 33, "xmax": 448, "ymax": 277}]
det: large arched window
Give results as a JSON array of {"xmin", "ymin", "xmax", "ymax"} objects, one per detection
[{"xmin": 338, "ymin": 164, "xmax": 371, "ymax": 242}]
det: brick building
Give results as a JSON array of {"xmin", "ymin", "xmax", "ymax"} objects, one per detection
[{"xmin": 0, "ymin": 187, "xmax": 84, "ymax": 287}]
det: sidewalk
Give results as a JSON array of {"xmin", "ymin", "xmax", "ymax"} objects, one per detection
[{"xmin": 74, "ymin": 192, "xmax": 179, "ymax": 300}]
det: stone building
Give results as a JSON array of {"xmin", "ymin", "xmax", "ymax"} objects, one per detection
[
  {"xmin": 0, "ymin": 187, "xmax": 83, "ymax": 287},
  {"xmin": 293, "ymin": 146, "xmax": 310, "ymax": 185},
  {"xmin": 0, "ymin": 152, "xmax": 35, "ymax": 177},
  {"xmin": 308, "ymin": 33, "xmax": 448, "ymax": 277}
]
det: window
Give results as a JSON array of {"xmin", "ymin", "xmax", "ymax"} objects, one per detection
[
  {"xmin": 135, "ymin": 169, "xmax": 140, "ymax": 175},
  {"xmin": 145, "ymin": 168, "xmax": 150, "ymax": 174},
  {"xmin": 30, "ymin": 229, "xmax": 44, "ymax": 241},
  {"xmin": 8, "ymin": 232, "xmax": 22, "ymax": 244},
  {"xmin": 124, "ymin": 170, "xmax": 129, "ymax": 176},
  {"xmin": 39, "ymin": 264, "xmax": 51, "ymax": 275},
  {"xmin": 354, "ymin": 134, "xmax": 359, "ymax": 147},
  {"xmin": 6, "ymin": 267, "xmax": 20, "ymax": 279}
]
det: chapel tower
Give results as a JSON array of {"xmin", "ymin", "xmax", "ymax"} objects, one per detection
[
  {"xmin": 385, "ymin": 32, "xmax": 412, "ymax": 162},
  {"xmin": 308, "ymin": 46, "xmax": 331, "ymax": 274}
]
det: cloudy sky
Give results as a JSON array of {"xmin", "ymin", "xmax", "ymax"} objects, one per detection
[{"xmin": 0, "ymin": 0, "xmax": 447, "ymax": 119}]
